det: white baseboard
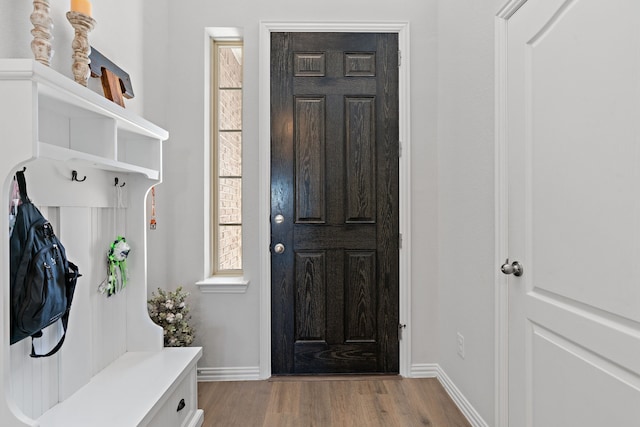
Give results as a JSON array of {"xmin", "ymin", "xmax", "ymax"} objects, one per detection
[
  {"xmin": 197, "ymin": 366, "xmax": 260, "ymax": 382},
  {"xmin": 410, "ymin": 363, "xmax": 489, "ymax": 427},
  {"xmin": 409, "ymin": 363, "xmax": 440, "ymax": 378}
]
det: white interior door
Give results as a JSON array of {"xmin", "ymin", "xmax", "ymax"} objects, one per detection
[{"xmin": 504, "ymin": 0, "xmax": 640, "ymax": 425}]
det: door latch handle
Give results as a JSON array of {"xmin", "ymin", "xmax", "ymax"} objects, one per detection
[{"xmin": 501, "ymin": 258, "xmax": 523, "ymax": 277}]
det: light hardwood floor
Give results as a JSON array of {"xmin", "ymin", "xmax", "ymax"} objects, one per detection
[{"xmin": 198, "ymin": 377, "xmax": 471, "ymax": 427}]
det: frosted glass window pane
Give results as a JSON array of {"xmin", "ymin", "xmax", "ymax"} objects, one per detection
[
  {"xmin": 218, "ymin": 226, "xmax": 242, "ymax": 270},
  {"xmin": 218, "ymin": 178, "xmax": 241, "ymax": 224},
  {"xmin": 219, "ymin": 132, "xmax": 242, "ymax": 176},
  {"xmin": 219, "ymin": 90, "xmax": 242, "ymax": 130},
  {"xmin": 218, "ymin": 47, "xmax": 243, "ymax": 88}
]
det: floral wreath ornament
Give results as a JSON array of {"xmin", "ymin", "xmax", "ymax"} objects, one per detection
[{"xmin": 99, "ymin": 236, "xmax": 130, "ymax": 296}]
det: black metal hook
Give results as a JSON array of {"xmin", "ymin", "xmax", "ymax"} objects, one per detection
[
  {"xmin": 114, "ymin": 177, "xmax": 125, "ymax": 187},
  {"xmin": 18, "ymin": 166, "xmax": 26, "ymax": 173},
  {"xmin": 71, "ymin": 170, "xmax": 87, "ymax": 182}
]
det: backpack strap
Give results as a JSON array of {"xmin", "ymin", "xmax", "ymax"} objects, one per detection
[
  {"xmin": 30, "ymin": 262, "xmax": 81, "ymax": 358},
  {"xmin": 30, "ymin": 322, "xmax": 67, "ymax": 358},
  {"xmin": 15, "ymin": 170, "xmax": 31, "ymax": 204}
]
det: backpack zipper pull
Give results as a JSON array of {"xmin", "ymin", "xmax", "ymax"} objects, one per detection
[{"xmin": 44, "ymin": 261, "xmax": 53, "ymax": 279}]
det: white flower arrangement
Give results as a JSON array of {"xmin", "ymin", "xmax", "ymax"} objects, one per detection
[{"xmin": 147, "ymin": 286, "xmax": 195, "ymax": 347}]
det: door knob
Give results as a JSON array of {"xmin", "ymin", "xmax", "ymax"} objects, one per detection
[
  {"xmin": 501, "ymin": 258, "xmax": 523, "ymax": 277},
  {"xmin": 274, "ymin": 214, "xmax": 285, "ymax": 224},
  {"xmin": 274, "ymin": 243, "xmax": 285, "ymax": 254}
]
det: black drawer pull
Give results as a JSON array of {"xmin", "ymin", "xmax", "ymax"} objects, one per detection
[{"xmin": 177, "ymin": 398, "xmax": 186, "ymax": 412}]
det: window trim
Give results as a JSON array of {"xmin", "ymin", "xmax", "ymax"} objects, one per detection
[
  {"xmin": 209, "ymin": 38, "xmax": 244, "ymax": 277},
  {"xmin": 209, "ymin": 37, "xmax": 244, "ymax": 278},
  {"xmin": 196, "ymin": 275, "xmax": 249, "ymax": 294}
]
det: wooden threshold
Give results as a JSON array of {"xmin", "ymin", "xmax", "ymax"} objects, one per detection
[{"xmin": 268, "ymin": 374, "xmax": 402, "ymax": 382}]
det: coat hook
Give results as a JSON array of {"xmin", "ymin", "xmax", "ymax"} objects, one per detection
[
  {"xmin": 114, "ymin": 177, "xmax": 125, "ymax": 187},
  {"xmin": 19, "ymin": 166, "xmax": 26, "ymax": 173},
  {"xmin": 71, "ymin": 170, "xmax": 87, "ymax": 182}
]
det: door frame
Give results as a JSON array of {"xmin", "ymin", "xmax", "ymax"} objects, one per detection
[
  {"xmin": 258, "ymin": 21, "xmax": 411, "ymax": 379},
  {"xmin": 495, "ymin": 1, "xmax": 529, "ymax": 426}
]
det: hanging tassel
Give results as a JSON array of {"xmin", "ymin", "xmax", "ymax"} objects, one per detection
[{"xmin": 150, "ymin": 186, "xmax": 157, "ymax": 230}]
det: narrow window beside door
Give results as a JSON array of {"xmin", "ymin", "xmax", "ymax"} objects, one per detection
[{"xmin": 211, "ymin": 40, "xmax": 243, "ymax": 275}]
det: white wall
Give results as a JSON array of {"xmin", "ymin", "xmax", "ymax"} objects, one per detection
[
  {"xmin": 437, "ymin": 1, "xmax": 503, "ymax": 425},
  {"xmin": 147, "ymin": 0, "xmax": 440, "ymax": 373},
  {"xmin": 0, "ymin": 0, "xmax": 146, "ymax": 116}
]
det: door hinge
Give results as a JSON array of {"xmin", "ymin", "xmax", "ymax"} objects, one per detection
[
  {"xmin": 398, "ymin": 323, "xmax": 407, "ymax": 340},
  {"xmin": 398, "ymin": 50, "xmax": 402, "ymax": 67}
]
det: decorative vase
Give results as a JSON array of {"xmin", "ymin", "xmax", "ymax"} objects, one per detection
[{"xmin": 30, "ymin": 0, "xmax": 54, "ymax": 66}]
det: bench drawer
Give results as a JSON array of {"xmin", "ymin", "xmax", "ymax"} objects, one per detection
[{"xmin": 146, "ymin": 367, "xmax": 198, "ymax": 427}]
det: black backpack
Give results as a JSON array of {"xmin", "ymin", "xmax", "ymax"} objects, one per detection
[{"xmin": 10, "ymin": 170, "xmax": 80, "ymax": 358}]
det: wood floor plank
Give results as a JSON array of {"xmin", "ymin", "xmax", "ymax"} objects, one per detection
[
  {"xmin": 198, "ymin": 381, "xmax": 271, "ymax": 427},
  {"xmin": 198, "ymin": 377, "xmax": 471, "ymax": 427}
]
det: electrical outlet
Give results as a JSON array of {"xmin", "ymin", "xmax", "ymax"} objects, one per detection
[{"xmin": 457, "ymin": 332, "xmax": 465, "ymax": 359}]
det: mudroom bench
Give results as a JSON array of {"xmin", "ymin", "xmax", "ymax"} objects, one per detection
[
  {"xmin": 37, "ymin": 349, "xmax": 202, "ymax": 427},
  {"xmin": 0, "ymin": 60, "xmax": 203, "ymax": 427}
]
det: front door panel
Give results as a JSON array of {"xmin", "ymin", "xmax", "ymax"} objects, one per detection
[{"xmin": 271, "ymin": 32, "xmax": 399, "ymax": 374}]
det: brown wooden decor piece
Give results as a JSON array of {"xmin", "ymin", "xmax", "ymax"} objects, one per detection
[
  {"xmin": 100, "ymin": 69, "xmax": 125, "ymax": 107},
  {"xmin": 89, "ymin": 46, "xmax": 135, "ymax": 108}
]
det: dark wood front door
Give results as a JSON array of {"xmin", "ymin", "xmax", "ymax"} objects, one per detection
[{"xmin": 271, "ymin": 32, "xmax": 399, "ymax": 374}]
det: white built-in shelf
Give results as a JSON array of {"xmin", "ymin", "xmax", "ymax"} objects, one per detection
[
  {"xmin": 0, "ymin": 59, "xmax": 166, "ymax": 177},
  {"xmin": 0, "ymin": 59, "xmax": 167, "ymax": 140},
  {"xmin": 39, "ymin": 142, "xmax": 159, "ymax": 180}
]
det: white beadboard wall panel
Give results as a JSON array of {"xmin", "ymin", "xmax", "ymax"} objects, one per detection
[
  {"xmin": 89, "ymin": 207, "xmax": 103, "ymax": 375},
  {"xmin": 39, "ymin": 324, "xmax": 61, "ymax": 416},
  {"xmin": 10, "ymin": 338, "xmax": 57, "ymax": 420},
  {"xmin": 91, "ymin": 207, "xmax": 128, "ymax": 375},
  {"xmin": 9, "ymin": 202, "xmax": 133, "ymax": 419},
  {"xmin": 90, "ymin": 208, "xmax": 108, "ymax": 375},
  {"xmin": 29, "ymin": 322, "xmax": 63, "ymax": 418},
  {"xmin": 58, "ymin": 207, "xmax": 92, "ymax": 401}
]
